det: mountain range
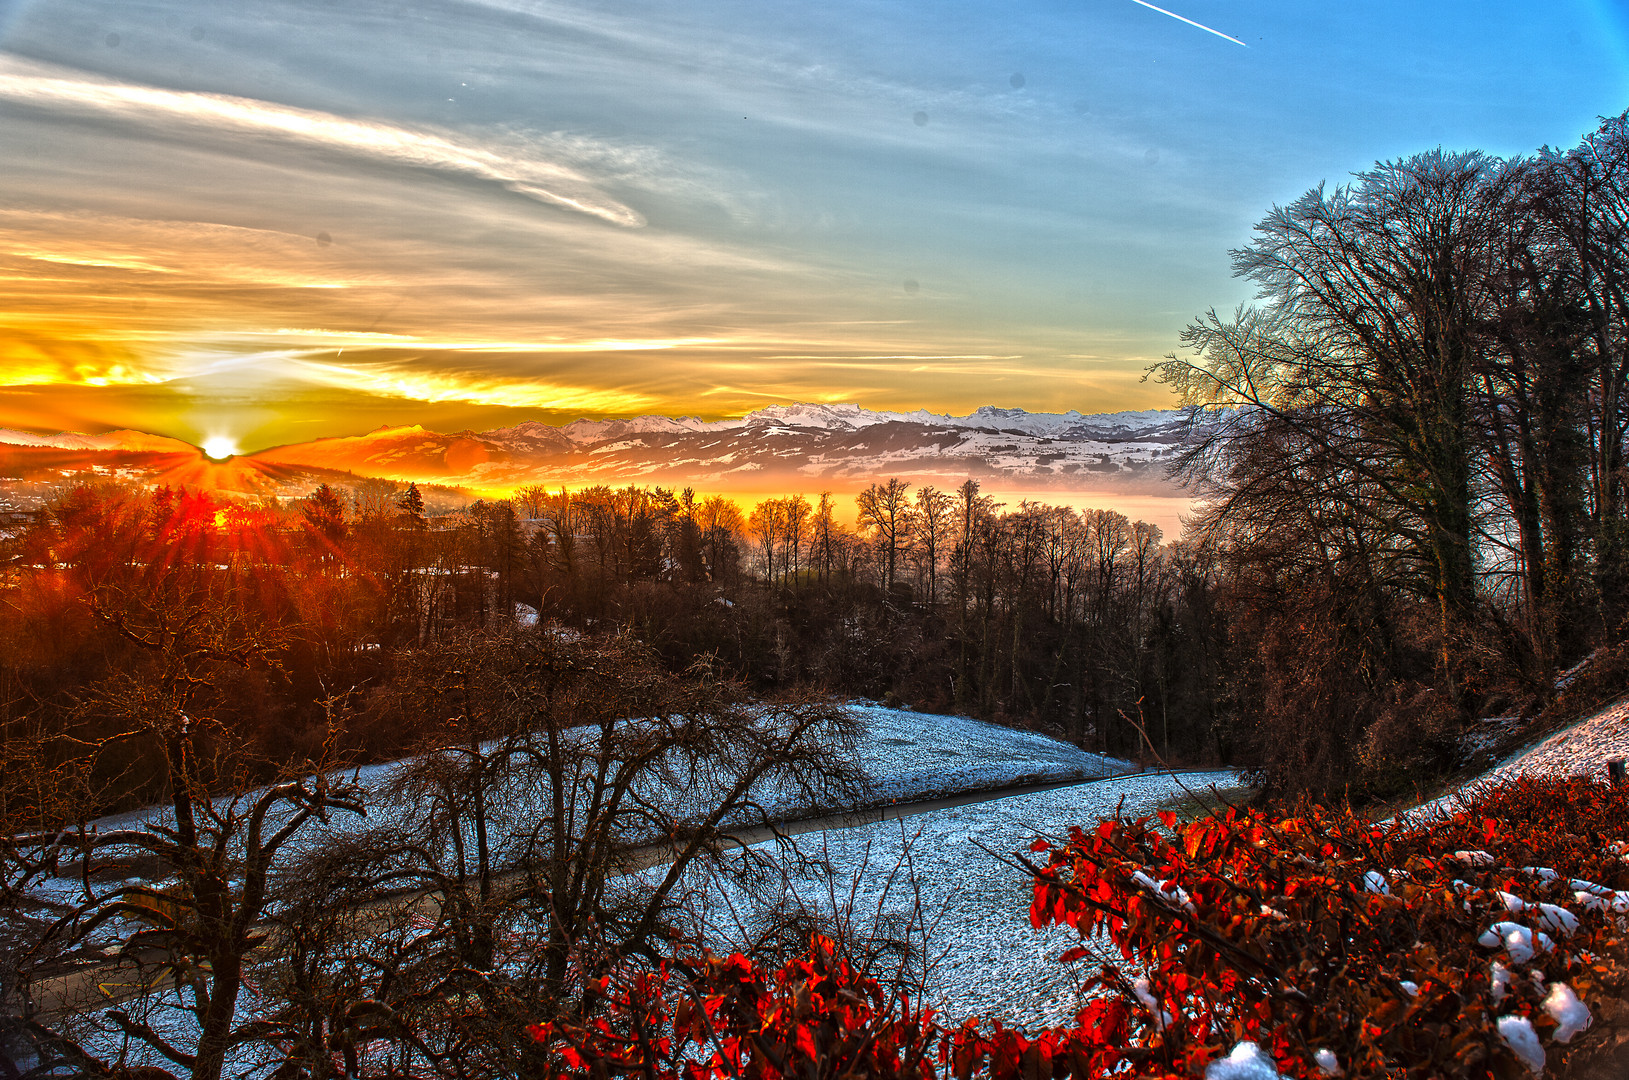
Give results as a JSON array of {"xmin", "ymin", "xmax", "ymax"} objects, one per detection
[
  {"xmin": 0, "ymin": 403, "xmax": 1200, "ymax": 506},
  {"xmin": 249, "ymin": 403, "xmax": 1196, "ymax": 494}
]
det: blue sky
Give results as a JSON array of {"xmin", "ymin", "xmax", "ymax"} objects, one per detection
[{"xmin": 0, "ymin": 0, "xmax": 1623, "ymax": 448}]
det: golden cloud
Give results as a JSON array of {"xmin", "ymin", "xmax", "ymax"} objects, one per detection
[
  {"xmin": 289, "ymin": 357, "xmax": 659, "ymax": 412},
  {"xmin": 0, "ymin": 327, "xmax": 169, "ymax": 387}
]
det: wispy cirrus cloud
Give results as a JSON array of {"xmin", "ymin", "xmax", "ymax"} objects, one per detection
[
  {"xmin": 260, "ymin": 329, "xmax": 725, "ymax": 352},
  {"xmin": 763, "ymin": 354, "xmax": 1020, "ymax": 361},
  {"xmin": 0, "ymin": 56, "xmax": 645, "ymax": 227}
]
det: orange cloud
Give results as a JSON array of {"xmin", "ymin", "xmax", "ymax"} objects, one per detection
[
  {"xmin": 0, "ymin": 327, "xmax": 168, "ymax": 387},
  {"xmin": 289, "ymin": 357, "xmax": 661, "ymax": 412}
]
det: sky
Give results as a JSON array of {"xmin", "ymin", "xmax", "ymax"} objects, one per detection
[{"xmin": 0, "ymin": 0, "xmax": 1625, "ymax": 453}]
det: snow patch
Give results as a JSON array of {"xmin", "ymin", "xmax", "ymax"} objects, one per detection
[
  {"xmin": 1543, "ymin": 981, "xmax": 1592, "ymax": 1043},
  {"xmin": 1496, "ymin": 1015, "xmax": 1545, "ymax": 1074},
  {"xmin": 1205, "ymin": 1041, "xmax": 1279, "ymax": 1080},
  {"xmin": 1478, "ymin": 922, "xmax": 1553, "ymax": 964},
  {"xmin": 1131, "ymin": 977, "xmax": 1174, "ymax": 1030},
  {"xmin": 1533, "ymin": 902, "xmax": 1580, "ymax": 936}
]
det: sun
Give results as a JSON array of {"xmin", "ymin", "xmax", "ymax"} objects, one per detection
[{"xmin": 202, "ymin": 436, "xmax": 239, "ymax": 460}]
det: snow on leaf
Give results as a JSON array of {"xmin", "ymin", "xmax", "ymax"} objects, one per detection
[
  {"xmin": 1574, "ymin": 889, "xmax": 1629, "ymax": 914},
  {"xmin": 1533, "ymin": 902, "xmax": 1580, "ymax": 936},
  {"xmin": 1478, "ymin": 922, "xmax": 1551, "ymax": 964},
  {"xmin": 1130, "ymin": 869, "xmax": 1195, "ymax": 913},
  {"xmin": 1131, "ymin": 977, "xmax": 1174, "ymax": 1030},
  {"xmin": 1496, "ymin": 1015, "xmax": 1545, "ymax": 1074}
]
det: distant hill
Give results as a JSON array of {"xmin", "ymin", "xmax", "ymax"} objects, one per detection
[
  {"xmin": 246, "ymin": 404, "xmax": 1199, "ymax": 495},
  {"xmin": 0, "ymin": 428, "xmax": 197, "ymax": 454}
]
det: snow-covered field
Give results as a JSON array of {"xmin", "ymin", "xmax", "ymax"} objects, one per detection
[
  {"xmin": 698, "ymin": 769, "xmax": 1241, "ymax": 1028},
  {"xmin": 1479, "ymin": 696, "xmax": 1629, "ymax": 785},
  {"xmin": 844, "ymin": 703, "xmax": 1131, "ymax": 803},
  {"xmin": 758, "ymin": 690, "xmax": 1629, "ymax": 1030},
  {"xmin": 25, "ymin": 704, "xmax": 1132, "ymax": 901},
  {"xmin": 44, "ymin": 684, "xmax": 1629, "ymax": 1074},
  {"xmin": 40, "ymin": 687, "xmax": 1629, "ymax": 1029},
  {"xmin": 22, "ymin": 671, "xmax": 1629, "ymax": 1080},
  {"xmin": 793, "ymin": 693, "xmax": 1629, "ymax": 1046}
]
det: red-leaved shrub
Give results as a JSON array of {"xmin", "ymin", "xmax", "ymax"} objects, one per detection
[{"xmin": 529, "ymin": 776, "xmax": 1629, "ymax": 1079}]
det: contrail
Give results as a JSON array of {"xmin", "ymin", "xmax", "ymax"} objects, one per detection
[{"xmin": 1127, "ymin": 0, "xmax": 1248, "ymax": 46}]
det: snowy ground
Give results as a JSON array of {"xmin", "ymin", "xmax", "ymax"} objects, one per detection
[
  {"xmin": 1365, "ymin": 694, "xmax": 1629, "ymax": 1076},
  {"xmin": 1480, "ymin": 696, "xmax": 1629, "ymax": 784},
  {"xmin": 22, "ymin": 704, "xmax": 1132, "ymax": 903},
  {"xmin": 1412, "ymin": 694, "xmax": 1629, "ymax": 820},
  {"xmin": 774, "ymin": 690, "xmax": 1629, "ymax": 1030},
  {"xmin": 25, "ymin": 686, "xmax": 1629, "ymax": 1076},
  {"xmin": 9, "ymin": 707, "xmax": 1174, "ymax": 1074},
  {"xmin": 843, "ymin": 703, "xmax": 1131, "ymax": 803},
  {"xmin": 698, "ymin": 769, "xmax": 1241, "ymax": 1028}
]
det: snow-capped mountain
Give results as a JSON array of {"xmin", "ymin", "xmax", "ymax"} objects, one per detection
[{"xmin": 248, "ymin": 403, "xmax": 1200, "ymax": 494}]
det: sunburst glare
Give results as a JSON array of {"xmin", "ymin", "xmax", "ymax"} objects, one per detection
[{"xmin": 202, "ymin": 435, "xmax": 238, "ymax": 460}]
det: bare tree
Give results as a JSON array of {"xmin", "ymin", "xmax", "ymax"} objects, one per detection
[
  {"xmin": 855, "ymin": 479, "xmax": 913, "ymax": 594},
  {"xmin": 781, "ymin": 494, "xmax": 811, "ymax": 585},
  {"xmin": 1159, "ymin": 152, "xmax": 1516, "ymax": 647},
  {"xmin": 540, "ymin": 488, "xmax": 580, "ymax": 580},
  {"xmin": 748, "ymin": 498, "xmax": 785, "ymax": 584},
  {"xmin": 1533, "ymin": 115, "xmax": 1629, "ymax": 630},
  {"xmin": 907, "ymin": 486, "xmax": 954, "ymax": 606},
  {"xmin": 259, "ymin": 631, "xmax": 864, "ymax": 1079},
  {"xmin": 513, "ymin": 484, "xmax": 550, "ymax": 522},
  {"xmin": 697, "ymin": 495, "xmax": 744, "ymax": 583},
  {"xmin": 3, "ymin": 584, "xmax": 364, "ymax": 1080}
]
